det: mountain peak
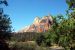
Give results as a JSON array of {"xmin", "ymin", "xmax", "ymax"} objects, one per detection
[
  {"xmin": 33, "ymin": 16, "xmax": 40, "ymax": 24},
  {"xmin": 18, "ymin": 15, "xmax": 53, "ymax": 33}
]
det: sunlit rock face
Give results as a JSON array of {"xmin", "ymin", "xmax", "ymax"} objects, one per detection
[
  {"xmin": 18, "ymin": 15, "xmax": 53, "ymax": 33},
  {"xmin": 33, "ymin": 17, "xmax": 40, "ymax": 25}
]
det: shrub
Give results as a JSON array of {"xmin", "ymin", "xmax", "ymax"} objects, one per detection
[{"xmin": 11, "ymin": 42, "xmax": 37, "ymax": 50}]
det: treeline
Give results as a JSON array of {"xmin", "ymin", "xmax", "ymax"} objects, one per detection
[{"xmin": 11, "ymin": 32, "xmax": 43, "ymax": 42}]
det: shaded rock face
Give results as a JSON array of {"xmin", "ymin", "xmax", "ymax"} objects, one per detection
[{"xmin": 19, "ymin": 15, "xmax": 53, "ymax": 33}]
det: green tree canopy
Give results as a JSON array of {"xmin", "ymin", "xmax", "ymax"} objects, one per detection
[{"xmin": 0, "ymin": 0, "xmax": 12, "ymax": 40}]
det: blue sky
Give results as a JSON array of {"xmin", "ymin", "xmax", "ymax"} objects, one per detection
[{"xmin": 4, "ymin": 0, "xmax": 68, "ymax": 32}]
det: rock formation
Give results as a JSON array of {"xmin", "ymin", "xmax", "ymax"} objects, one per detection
[{"xmin": 18, "ymin": 15, "xmax": 53, "ymax": 33}]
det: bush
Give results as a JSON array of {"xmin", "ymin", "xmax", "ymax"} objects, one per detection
[
  {"xmin": 36, "ymin": 33, "xmax": 45, "ymax": 46},
  {"xmin": 11, "ymin": 42, "xmax": 37, "ymax": 50}
]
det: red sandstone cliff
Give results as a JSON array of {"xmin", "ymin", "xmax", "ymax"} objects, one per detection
[{"xmin": 18, "ymin": 15, "xmax": 53, "ymax": 33}]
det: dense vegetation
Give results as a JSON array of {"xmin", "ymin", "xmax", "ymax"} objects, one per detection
[
  {"xmin": 0, "ymin": 0, "xmax": 75, "ymax": 50},
  {"xmin": 0, "ymin": 0, "xmax": 12, "ymax": 50},
  {"xmin": 36, "ymin": 0, "xmax": 75, "ymax": 50},
  {"xmin": 11, "ymin": 32, "xmax": 41, "ymax": 42},
  {"xmin": 10, "ymin": 0, "xmax": 75, "ymax": 50}
]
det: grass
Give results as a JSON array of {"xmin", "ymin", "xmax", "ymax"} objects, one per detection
[{"xmin": 9, "ymin": 41, "xmax": 64, "ymax": 50}]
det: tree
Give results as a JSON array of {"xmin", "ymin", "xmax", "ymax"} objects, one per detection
[
  {"xmin": 36, "ymin": 33, "xmax": 45, "ymax": 46},
  {"xmin": 36, "ymin": 0, "xmax": 75, "ymax": 50},
  {"xmin": 66, "ymin": 0, "xmax": 75, "ymax": 49},
  {"xmin": 0, "ymin": 0, "xmax": 11, "ymax": 50},
  {"xmin": 36, "ymin": 13, "xmax": 75, "ymax": 50},
  {"xmin": 66, "ymin": 0, "xmax": 75, "ymax": 10},
  {"xmin": 0, "ymin": 0, "xmax": 11, "ymax": 40},
  {"xmin": 66, "ymin": 0, "xmax": 75, "ymax": 18}
]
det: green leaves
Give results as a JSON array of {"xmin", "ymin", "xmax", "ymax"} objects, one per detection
[
  {"xmin": 66, "ymin": 0, "xmax": 75, "ymax": 10},
  {"xmin": 36, "ymin": 1, "xmax": 75, "ymax": 49},
  {"xmin": 0, "ymin": 0, "xmax": 11, "ymax": 40}
]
